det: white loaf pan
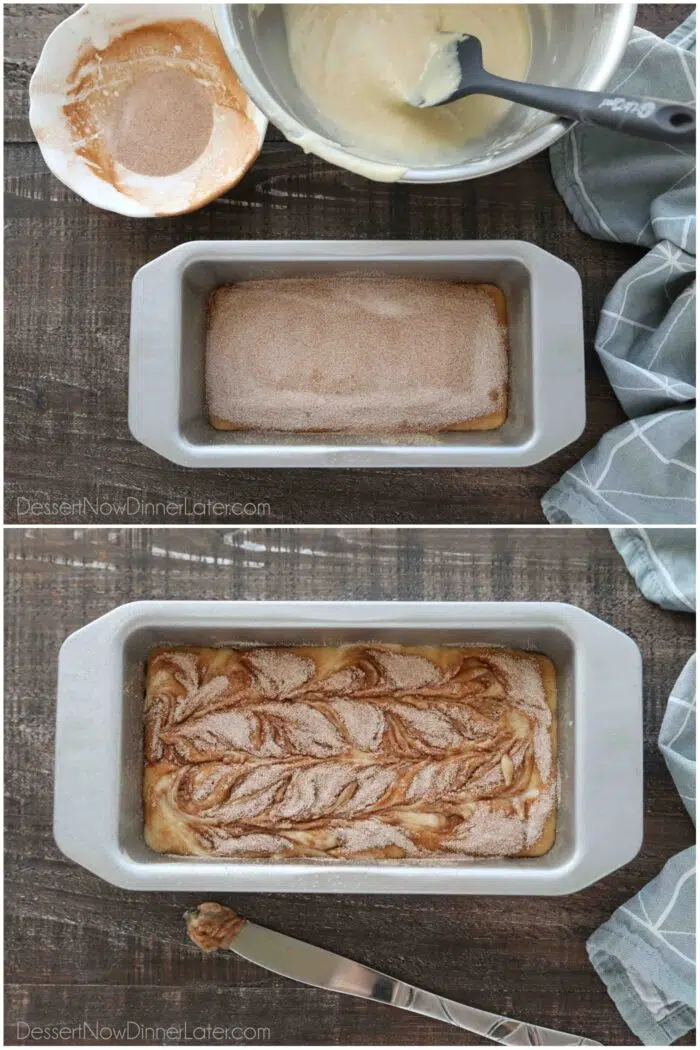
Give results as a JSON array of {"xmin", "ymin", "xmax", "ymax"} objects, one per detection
[
  {"xmin": 54, "ymin": 601, "xmax": 642, "ymax": 893},
  {"xmin": 128, "ymin": 241, "xmax": 585, "ymax": 468}
]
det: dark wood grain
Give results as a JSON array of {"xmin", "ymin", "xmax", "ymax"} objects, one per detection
[
  {"xmin": 4, "ymin": 527, "xmax": 696, "ymax": 1045},
  {"xmin": 4, "ymin": 5, "xmax": 694, "ymax": 524}
]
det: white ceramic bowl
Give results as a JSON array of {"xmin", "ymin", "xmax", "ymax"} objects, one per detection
[{"xmin": 29, "ymin": 3, "xmax": 268, "ymax": 217}]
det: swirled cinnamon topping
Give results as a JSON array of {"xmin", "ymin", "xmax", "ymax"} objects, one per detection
[{"xmin": 144, "ymin": 644, "xmax": 557, "ymax": 859}]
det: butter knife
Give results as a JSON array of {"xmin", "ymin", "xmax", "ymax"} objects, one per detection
[{"xmin": 186, "ymin": 904, "xmax": 600, "ymax": 1046}]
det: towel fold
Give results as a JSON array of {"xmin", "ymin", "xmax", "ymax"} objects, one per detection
[
  {"xmin": 542, "ymin": 16, "xmax": 696, "ymax": 525},
  {"xmin": 587, "ymin": 528, "xmax": 696, "ymax": 1045}
]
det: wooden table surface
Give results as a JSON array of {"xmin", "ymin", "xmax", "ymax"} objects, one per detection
[
  {"xmin": 4, "ymin": 5, "xmax": 694, "ymax": 525},
  {"xmin": 5, "ymin": 527, "xmax": 696, "ymax": 1046}
]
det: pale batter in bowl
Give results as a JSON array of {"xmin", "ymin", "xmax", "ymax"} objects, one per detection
[{"xmin": 283, "ymin": 4, "xmax": 531, "ymax": 166}]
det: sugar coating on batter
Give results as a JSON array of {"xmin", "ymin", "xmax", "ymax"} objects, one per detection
[
  {"xmin": 205, "ymin": 277, "xmax": 508, "ymax": 433},
  {"xmin": 283, "ymin": 4, "xmax": 531, "ymax": 166}
]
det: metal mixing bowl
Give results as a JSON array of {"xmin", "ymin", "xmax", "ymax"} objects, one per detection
[{"xmin": 214, "ymin": 3, "xmax": 638, "ymax": 183}]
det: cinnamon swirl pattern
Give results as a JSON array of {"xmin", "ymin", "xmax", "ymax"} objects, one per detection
[{"xmin": 143, "ymin": 644, "xmax": 557, "ymax": 860}]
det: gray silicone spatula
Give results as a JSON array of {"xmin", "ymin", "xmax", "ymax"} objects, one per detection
[{"xmin": 414, "ymin": 33, "xmax": 696, "ymax": 144}]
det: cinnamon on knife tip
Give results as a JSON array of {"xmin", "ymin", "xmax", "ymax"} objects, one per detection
[{"xmin": 186, "ymin": 902, "xmax": 246, "ymax": 952}]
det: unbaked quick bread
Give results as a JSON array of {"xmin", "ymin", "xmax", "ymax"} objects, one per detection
[
  {"xmin": 143, "ymin": 643, "xmax": 557, "ymax": 860},
  {"xmin": 205, "ymin": 277, "xmax": 509, "ymax": 433}
]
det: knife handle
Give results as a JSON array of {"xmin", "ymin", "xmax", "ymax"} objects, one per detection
[{"xmin": 396, "ymin": 984, "xmax": 601, "ymax": 1046}]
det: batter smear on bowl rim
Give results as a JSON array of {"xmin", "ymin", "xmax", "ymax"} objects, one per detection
[{"xmin": 143, "ymin": 644, "xmax": 557, "ymax": 859}]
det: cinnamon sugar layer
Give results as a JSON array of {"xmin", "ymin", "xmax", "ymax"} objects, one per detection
[
  {"xmin": 144, "ymin": 644, "xmax": 557, "ymax": 860},
  {"xmin": 205, "ymin": 278, "xmax": 509, "ymax": 433}
]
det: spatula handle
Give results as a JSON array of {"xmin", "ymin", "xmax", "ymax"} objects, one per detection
[{"xmin": 483, "ymin": 75, "xmax": 696, "ymax": 144}]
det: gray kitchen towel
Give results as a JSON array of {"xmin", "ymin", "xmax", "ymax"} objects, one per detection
[
  {"xmin": 610, "ymin": 527, "xmax": 696, "ymax": 612},
  {"xmin": 542, "ymin": 16, "xmax": 696, "ymax": 525},
  {"xmin": 587, "ymin": 528, "xmax": 696, "ymax": 1044}
]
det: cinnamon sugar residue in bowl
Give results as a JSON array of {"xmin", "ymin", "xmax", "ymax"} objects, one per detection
[
  {"xmin": 105, "ymin": 68, "xmax": 214, "ymax": 178},
  {"xmin": 47, "ymin": 15, "xmax": 264, "ymax": 215}
]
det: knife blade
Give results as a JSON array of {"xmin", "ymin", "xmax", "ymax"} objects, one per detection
[{"xmin": 226, "ymin": 920, "xmax": 601, "ymax": 1046}]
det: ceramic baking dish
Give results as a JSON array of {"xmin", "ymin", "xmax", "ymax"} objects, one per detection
[
  {"xmin": 54, "ymin": 600, "xmax": 642, "ymax": 893},
  {"xmin": 128, "ymin": 241, "xmax": 585, "ymax": 468}
]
